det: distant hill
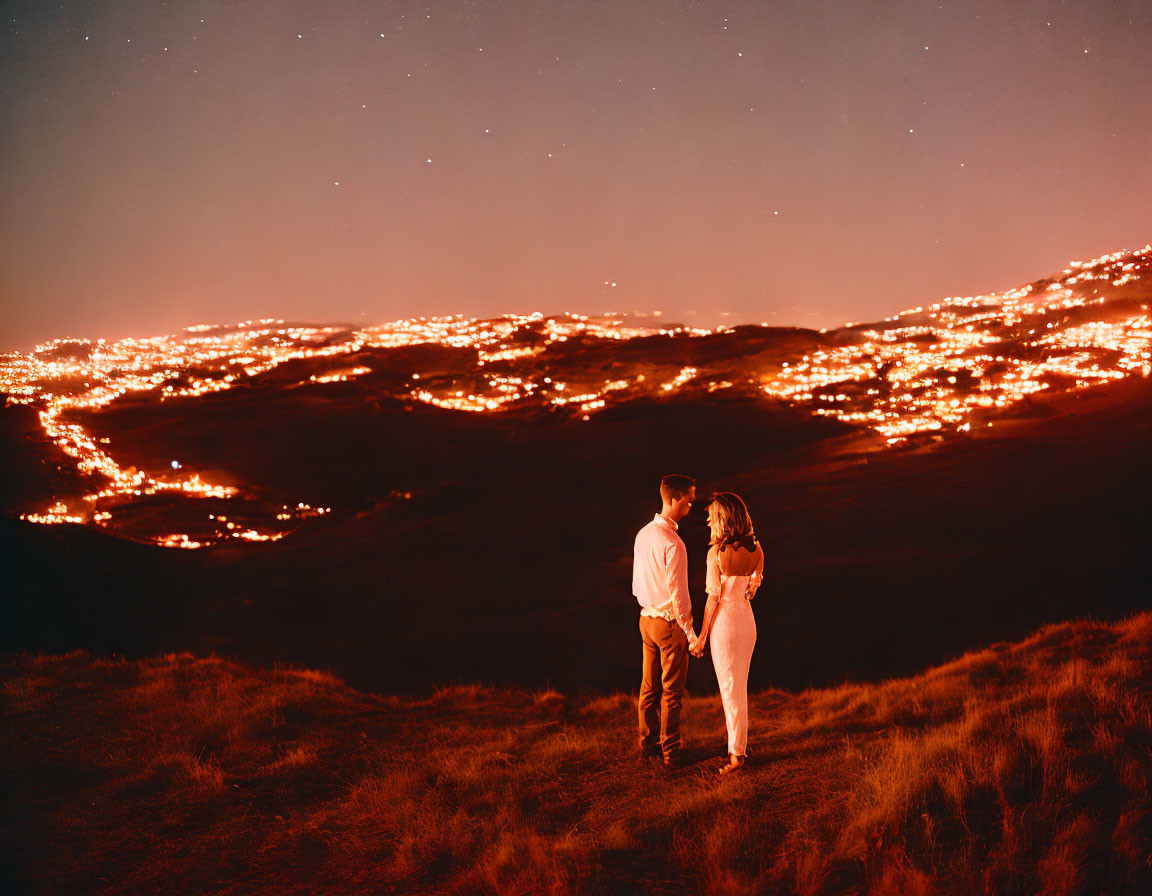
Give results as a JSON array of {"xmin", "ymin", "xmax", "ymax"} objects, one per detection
[
  {"xmin": 3, "ymin": 612, "xmax": 1150, "ymax": 894},
  {"xmin": 2, "ymin": 244, "xmax": 1150, "ymax": 692},
  {"xmin": 4, "ymin": 244, "xmax": 1149, "ymax": 546}
]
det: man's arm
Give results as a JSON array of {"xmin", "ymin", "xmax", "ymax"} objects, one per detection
[
  {"xmin": 694, "ymin": 547, "xmax": 721, "ymax": 652},
  {"xmin": 665, "ymin": 540, "xmax": 696, "ymax": 644}
]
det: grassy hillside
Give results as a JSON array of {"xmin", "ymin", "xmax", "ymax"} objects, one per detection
[{"xmin": 4, "ymin": 613, "xmax": 1152, "ymax": 894}]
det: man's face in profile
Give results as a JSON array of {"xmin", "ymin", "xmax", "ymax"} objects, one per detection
[{"xmin": 670, "ymin": 486, "xmax": 696, "ymax": 521}]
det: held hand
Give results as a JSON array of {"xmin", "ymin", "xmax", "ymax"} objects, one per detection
[{"xmin": 690, "ymin": 638, "xmax": 707, "ymax": 658}]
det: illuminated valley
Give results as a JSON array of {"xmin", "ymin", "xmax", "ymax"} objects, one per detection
[{"xmin": 2, "ymin": 245, "xmax": 1149, "ymax": 548}]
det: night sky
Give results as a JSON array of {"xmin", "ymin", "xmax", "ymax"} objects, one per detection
[{"xmin": 2, "ymin": 1, "xmax": 1149, "ymax": 351}]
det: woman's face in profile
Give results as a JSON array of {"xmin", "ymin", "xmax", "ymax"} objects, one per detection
[{"xmin": 707, "ymin": 503, "xmax": 721, "ymax": 539}]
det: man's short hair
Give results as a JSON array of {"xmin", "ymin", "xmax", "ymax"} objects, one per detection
[{"xmin": 660, "ymin": 474, "xmax": 696, "ymax": 503}]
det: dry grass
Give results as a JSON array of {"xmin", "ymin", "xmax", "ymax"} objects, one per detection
[{"xmin": 3, "ymin": 613, "xmax": 1152, "ymax": 894}]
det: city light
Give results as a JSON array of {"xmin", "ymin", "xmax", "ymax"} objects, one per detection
[{"xmin": 2, "ymin": 246, "xmax": 1148, "ymax": 547}]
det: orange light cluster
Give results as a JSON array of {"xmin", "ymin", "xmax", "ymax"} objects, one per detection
[
  {"xmin": 762, "ymin": 245, "xmax": 1151, "ymax": 443},
  {"xmin": 3, "ymin": 245, "xmax": 1149, "ymax": 545}
]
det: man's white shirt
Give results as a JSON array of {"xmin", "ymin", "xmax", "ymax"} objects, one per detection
[{"xmin": 633, "ymin": 514, "xmax": 696, "ymax": 643}]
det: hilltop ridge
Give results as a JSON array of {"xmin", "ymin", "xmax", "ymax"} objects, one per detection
[{"xmin": 2, "ymin": 243, "xmax": 1148, "ymax": 548}]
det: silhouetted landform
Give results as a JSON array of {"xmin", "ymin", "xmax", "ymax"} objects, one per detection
[
  {"xmin": 2, "ymin": 350, "xmax": 1150, "ymax": 696},
  {"xmin": 4, "ymin": 246, "xmax": 1149, "ymax": 545},
  {"xmin": 2, "ymin": 246, "xmax": 1151, "ymax": 693},
  {"xmin": 3, "ymin": 613, "xmax": 1150, "ymax": 894}
]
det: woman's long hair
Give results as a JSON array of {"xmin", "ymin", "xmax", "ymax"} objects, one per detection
[{"xmin": 709, "ymin": 492, "xmax": 757, "ymax": 551}]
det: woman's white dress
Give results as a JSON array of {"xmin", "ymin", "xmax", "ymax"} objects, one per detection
[{"xmin": 706, "ymin": 555, "xmax": 758, "ymax": 757}]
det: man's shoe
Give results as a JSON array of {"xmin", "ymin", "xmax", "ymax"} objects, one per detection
[
  {"xmin": 637, "ymin": 743, "xmax": 661, "ymax": 767},
  {"xmin": 662, "ymin": 751, "xmax": 687, "ymax": 771}
]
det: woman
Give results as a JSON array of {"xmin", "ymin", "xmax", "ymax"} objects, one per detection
[{"xmin": 690, "ymin": 492, "xmax": 764, "ymax": 774}]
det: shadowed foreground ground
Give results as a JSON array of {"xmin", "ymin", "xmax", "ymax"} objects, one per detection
[{"xmin": 3, "ymin": 614, "xmax": 1152, "ymax": 895}]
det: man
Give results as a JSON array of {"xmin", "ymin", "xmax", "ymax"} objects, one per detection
[{"xmin": 633, "ymin": 473, "xmax": 698, "ymax": 768}]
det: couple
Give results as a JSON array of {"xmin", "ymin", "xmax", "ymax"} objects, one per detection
[{"xmin": 633, "ymin": 474, "xmax": 763, "ymax": 775}]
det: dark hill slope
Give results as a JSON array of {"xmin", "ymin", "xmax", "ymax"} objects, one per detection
[{"xmin": 3, "ymin": 374, "xmax": 1150, "ymax": 694}]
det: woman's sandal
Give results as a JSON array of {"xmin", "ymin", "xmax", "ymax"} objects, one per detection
[{"xmin": 719, "ymin": 754, "xmax": 746, "ymax": 775}]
